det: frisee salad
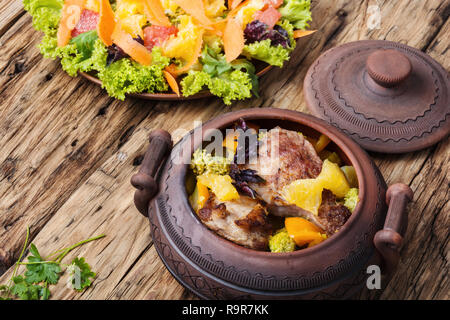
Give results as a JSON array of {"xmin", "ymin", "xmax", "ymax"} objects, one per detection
[{"xmin": 24, "ymin": 0, "xmax": 312, "ymax": 104}]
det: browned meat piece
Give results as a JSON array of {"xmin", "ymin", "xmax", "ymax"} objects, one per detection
[
  {"xmin": 197, "ymin": 195, "xmax": 271, "ymax": 250},
  {"xmin": 317, "ymin": 189, "xmax": 351, "ymax": 236},
  {"xmin": 247, "ymin": 127, "xmax": 322, "ymax": 192},
  {"xmin": 244, "ymin": 127, "xmax": 323, "ymax": 220},
  {"xmin": 243, "ymin": 127, "xmax": 350, "ymax": 233}
]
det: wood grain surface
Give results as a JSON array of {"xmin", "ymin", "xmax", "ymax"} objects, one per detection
[{"xmin": 0, "ymin": 0, "xmax": 448, "ymax": 300}]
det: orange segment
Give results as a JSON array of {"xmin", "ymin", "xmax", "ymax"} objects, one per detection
[
  {"xmin": 223, "ymin": 17, "xmax": 244, "ymax": 62},
  {"xmin": 163, "ymin": 70, "xmax": 180, "ymax": 96},
  {"xmin": 197, "ymin": 174, "xmax": 239, "ymax": 202},
  {"xmin": 97, "ymin": 0, "xmax": 116, "ymax": 46},
  {"xmin": 111, "ymin": 26, "xmax": 152, "ymax": 66},
  {"xmin": 144, "ymin": 0, "xmax": 172, "ymax": 27},
  {"xmin": 57, "ymin": 0, "xmax": 86, "ymax": 47},
  {"xmin": 293, "ymin": 29, "xmax": 317, "ymax": 39}
]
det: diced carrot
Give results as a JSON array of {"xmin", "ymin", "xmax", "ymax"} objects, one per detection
[
  {"xmin": 223, "ymin": 18, "xmax": 244, "ymax": 63},
  {"xmin": 57, "ymin": 0, "xmax": 86, "ymax": 47},
  {"xmin": 293, "ymin": 29, "xmax": 317, "ymax": 39},
  {"xmin": 285, "ymin": 217, "xmax": 325, "ymax": 247},
  {"xmin": 144, "ymin": 0, "xmax": 172, "ymax": 27},
  {"xmin": 165, "ymin": 29, "xmax": 204, "ymax": 75},
  {"xmin": 97, "ymin": 0, "xmax": 116, "ymax": 46},
  {"xmin": 163, "ymin": 70, "xmax": 180, "ymax": 96},
  {"xmin": 253, "ymin": 6, "xmax": 281, "ymax": 29},
  {"xmin": 112, "ymin": 26, "xmax": 152, "ymax": 66},
  {"xmin": 172, "ymin": 0, "xmax": 212, "ymax": 26}
]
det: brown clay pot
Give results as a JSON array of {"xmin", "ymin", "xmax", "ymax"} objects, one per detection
[{"xmin": 131, "ymin": 108, "xmax": 413, "ymax": 299}]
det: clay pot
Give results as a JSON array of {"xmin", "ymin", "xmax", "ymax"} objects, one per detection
[{"xmin": 131, "ymin": 108, "xmax": 413, "ymax": 299}]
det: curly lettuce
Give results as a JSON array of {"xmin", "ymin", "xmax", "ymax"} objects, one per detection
[
  {"xmin": 279, "ymin": 0, "xmax": 312, "ymax": 30},
  {"xmin": 97, "ymin": 48, "xmax": 170, "ymax": 100},
  {"xmin": 242, "ymin": 20, "xmax": 296, "ymax": 67},
  {"xmin": 181, "ymin": 70, "xmax": 252, "ymax": 105},
  {"xmin": 23, "ymin": 0, "xmax": 63, "ymax": 34}
]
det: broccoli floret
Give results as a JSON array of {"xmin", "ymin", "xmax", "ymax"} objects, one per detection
[
  {"xmin": 269, "ymin": 228, "xmax": 296, "ymax": 253},
  {"xmin": 191, "ymin": 148, "xmax": 230, "ymax": 175},
  {"xmin": 344, "ymin": 188, "xmax": 359, "ymax": 212}
]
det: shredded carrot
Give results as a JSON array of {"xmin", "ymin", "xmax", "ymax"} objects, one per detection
[
  {"xmin": 97, "ymin": 0, "xmax": 116, "ymax": 46},
  {"xmin": 112, "ymin": 26, "xmax": 153, "ymax": 66},
  {"xmin": 163, "ymin": 70, "xmax": 180, "ymax": 96},
  {"xmin": 172, "ymin": 0, "xmax": 212, "ymax": 27},
  {"xmin": 144, "ymin": 0, "xmax": 172, "ymax": 27},
  {"xmin": 293, "ymin": 29, "xmax": 317, "ymax": 39},
  {"xmin": 228, "ymin": 0, "xmax": 250, "ymax": 17},
  {"xmin": 228, "ymin": 0, "xmax": 243, "ymax": 10},
  {"xmin": 223, "ymin": 18, "xmax": 244, "ymax": 63},
  {"xmin": 165, "ymin": 29, "xmax": 204, "ymax": 76},
  {"xmin": 57, "ymin": 0, "xmax": 86, "ymax": 47}
]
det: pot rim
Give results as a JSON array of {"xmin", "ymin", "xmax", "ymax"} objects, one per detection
[{"xmin": 176, "ymin": 108, "xmax": 369, "ymax": 258}]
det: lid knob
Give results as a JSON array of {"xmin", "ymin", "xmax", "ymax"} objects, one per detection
[{"xmin": 366, "ymin": 49, "xmax": 412, "ymax": 88}]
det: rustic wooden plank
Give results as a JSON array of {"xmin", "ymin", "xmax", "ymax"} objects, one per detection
[
  {"xmin": 0, "ymin": 13, "xmax": 165, "ymax": 271},
  {"xmin": 0, "ymin": 0, "xmax": 448, "ymax": 300},
  {"xmin": 0, "ymin": 0, "xmax": 24, "ymax": 38}
]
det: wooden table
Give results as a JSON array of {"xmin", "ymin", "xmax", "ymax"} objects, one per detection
[{"xmin": 0, "ymin": 0, "xmax": 448, "ymax": 300}]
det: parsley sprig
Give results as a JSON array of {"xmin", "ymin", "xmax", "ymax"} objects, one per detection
[{"xmin": 0, "ymin": 227, "xmax": 105, "ymax": 300}]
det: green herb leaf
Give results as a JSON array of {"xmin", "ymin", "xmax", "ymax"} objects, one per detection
[
  {"xmin": 10, "ymin": 276, "xmax": 46, "ymax": 300},
  {"xmin": 68, "ymin": 257, "xmax": 96, "ymax": 291},
  {"xmin": 70, "ymin": 30, "xmax": 99, "ymax": 60},
  {"xmin": 24, "ymin": 244, "xmax": 61, "ymax": 285}
]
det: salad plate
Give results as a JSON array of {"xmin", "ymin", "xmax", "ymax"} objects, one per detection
[{"xmin": 24, "ymin": 0, "xmax": 315, "ymax": 104}]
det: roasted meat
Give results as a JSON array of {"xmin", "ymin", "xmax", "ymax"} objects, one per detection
[
  {"xmin": 197, "ymin": 195, "xmax": 271, "ymax": 250},
  {"xmin": 242, "ymin": 127, "xmax": 350, "ymax": 235}
]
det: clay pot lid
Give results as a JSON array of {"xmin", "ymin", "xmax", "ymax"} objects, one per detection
[{"xmin": 304, "ymin": 40, "xmax": 450, "ymax": 153}]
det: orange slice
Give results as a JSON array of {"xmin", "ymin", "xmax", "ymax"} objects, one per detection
[{"xmin": 57, "ymin": 0, "xmax": 86, "ymax": 47}]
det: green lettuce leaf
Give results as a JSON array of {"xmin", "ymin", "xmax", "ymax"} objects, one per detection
[
  {"xmin": 242, "ymin": 20, "xmax": 296, "ymax": 68},
  {"xmin": 279, "ymin": 0, "xmax": 312, "ymax": 30},
  {"xmin": 23, "ymin": 0, "xmax": 63, "ymax": 34},
  {"xmin": 56, "ymin": 35, "xmax": 108, "ymax": 76},
  {"xmin": 181, "ymin": 69, "xmax": 252, "ymax": 105},
  {"xmin": 97, "ymin": 48, "xmax": 170, "ymax": 100}
]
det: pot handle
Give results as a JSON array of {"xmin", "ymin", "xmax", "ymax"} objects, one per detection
[
  {"xmin": 374, "ymin": 183, "xmax": 413, "ymax": 276},
  {"xmin": 131, "ymin": 130, "xmax": 173, "ymax": 217}
]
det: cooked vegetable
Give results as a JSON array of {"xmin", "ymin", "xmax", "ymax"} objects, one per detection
[
  {"xmin": 191, "ymin": 148, "xmax": 231, "ymax": 175},
  {"xmin": 268, "ymin": 228, "xmax": 296, "ymax": 253},
  {"xmin": 318, "ymin": 150, "xmax": 342, "ymax": 166},
  {"xmin": 314, "ymin": 134, "xmax": 331, "ymax": 153},
  {"xmin": 341, "ymin": 165, "xmax": 358, "ymax": 188},
  {"xmin": 344, "ymin": 188, "xmax": 359, "ymax": 212},
  {"xmin": 285, "ymin": 217, "xmax": 327, "ymax": 247},
  {"xmin": 197, "ymin": 174, "xmax": 240, "ymax": 201}
]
